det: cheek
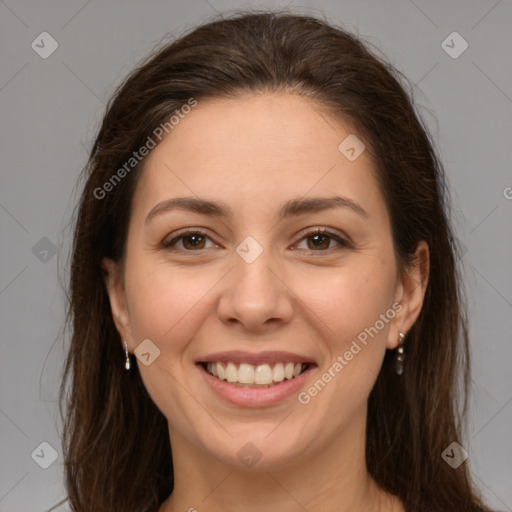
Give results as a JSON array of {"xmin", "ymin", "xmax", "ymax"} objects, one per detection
[
  {"xmin": 294, "ymin": 266, "xmax": 396, "ymax": 418},
  {"xmin": 123, "ymin": 258, "xmax": 213, "ymax": 427},
  {"xmin": 295, "ymin": 259, "xmax": 397, "ymax": 346},
  {"xmin": 124, "ymin": 256, "xmax": 218, "ymax": 351}
]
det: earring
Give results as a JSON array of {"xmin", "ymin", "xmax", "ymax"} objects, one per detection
[
  {"xmin": 123, "ymin": 340, "xmax": 131, "ymax": 371},
  {"xmin": 395, "ymin": 331, "xmax": 405, "ymax": 375}
]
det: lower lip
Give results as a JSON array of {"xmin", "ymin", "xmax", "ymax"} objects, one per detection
[{"xmin": 198, "ymin": 364, "xmax": 315, "ymax": 408}]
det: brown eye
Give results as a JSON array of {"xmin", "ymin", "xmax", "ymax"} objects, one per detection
[
  {"xmin": 181, "ymin": 233, "xmax": 206, "ymax": 250},
  {"xmin": 295, "ymin": 228, "xmax": 349, "ymax": 252},
  {"xmin": 162, "ymin": 230, "xmax": 216, "ymax": 251},
  {"xmin": 306, "ymin": 233, "xmax": 331, "ymax": 250}
]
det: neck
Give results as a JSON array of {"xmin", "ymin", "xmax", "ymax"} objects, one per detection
[{"xmin": 159, "ymin": 411, "xmax": 402, "ymax": 512}]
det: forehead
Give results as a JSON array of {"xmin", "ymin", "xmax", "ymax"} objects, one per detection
[{"xmin": 132, "ymin": 93, "xmax": 385, "ymax": 221}]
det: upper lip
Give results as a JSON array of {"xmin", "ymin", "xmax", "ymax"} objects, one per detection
[{"xmin": 196, "ymin": 350, "xmax": 316, "ymax": 366}]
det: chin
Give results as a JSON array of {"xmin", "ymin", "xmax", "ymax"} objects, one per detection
[{"xmin": 200, "ymin": 426, "xmax": 312, "ymax": 472}]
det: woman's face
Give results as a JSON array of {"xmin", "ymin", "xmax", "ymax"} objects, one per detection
[{"xmin": 104, "ymin": 92, "xmax": 425, "ymax": 471}]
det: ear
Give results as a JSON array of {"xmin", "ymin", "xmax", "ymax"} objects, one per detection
[
  {"xmin": 387, "ymin": 240, "xmax": 430, "ymax": 349},
  {"xmin": 102, "ymin": 257, "xmax": 133, "ymax": 349}
]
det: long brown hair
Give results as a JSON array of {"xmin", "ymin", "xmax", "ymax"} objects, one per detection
[{"xmin": 58, "ymin": 10, "xmax": 490, "ymax": 512}]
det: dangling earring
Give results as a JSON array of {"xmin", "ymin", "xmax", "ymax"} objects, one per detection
[
  {"xmin": 395, "ymin": 331, "xmax": 405, "ymax": 375},
  {"xmin": 123, "ymin": 340, "xmax": 131, "ymax": 371}
]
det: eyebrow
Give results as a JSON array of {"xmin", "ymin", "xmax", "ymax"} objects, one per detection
[{"xmin": 145, "ymin": 195, "xmax": 368, "ymax": 225}]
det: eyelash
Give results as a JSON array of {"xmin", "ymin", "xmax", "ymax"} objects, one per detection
[{"xmin": 161, "ymin": 228, "xmax": 350, "ymax": 254}]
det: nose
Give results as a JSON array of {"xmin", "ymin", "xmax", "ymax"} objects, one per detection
[{"xmin": 217, "ymin": 247, "xmax": 294, "ymax": 334}]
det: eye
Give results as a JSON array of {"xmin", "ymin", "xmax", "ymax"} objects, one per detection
[
  {"xmin": 161, "ymin": 227, "xmax": 350, "ymax": 253},
  {"xmin": 294, "ymin": 228, "xmax": 350, "ymax": 252},
  {"xmin": 161, "ymin": 230, "xmax": 218, "ymax": 251}
]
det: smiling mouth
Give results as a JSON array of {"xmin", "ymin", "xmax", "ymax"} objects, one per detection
[{"xmin": 199, "ymin": 361, "xmax": 311, "ymax": 388}]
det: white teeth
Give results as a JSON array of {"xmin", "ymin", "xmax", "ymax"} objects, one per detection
[
  {"xmin": 272, "ymin": 362, "xmax": 285, "ymax": 382},
  {"xmin": 216, "ymin": 362, "xmax": 225, "ymax": 380},
  {"xmin": 254, "ymin": 364, "xmax": 273, "ymax": 385},
  {"xmin": 205, "ymin": 361, "xmax": 307, "ymax": 386},
  {"xmin": 284, "ymin": 362, "xmax": 294, "ymax": 380},
  {"xmin": 208, "ymin": 362, "xmax": 217, "ymax": 377},
  {"xmin": 225, "ymin": 362, "xmax": 238, "ymax": 382},
  {"xmin": 238, "ymin": 363, "xmax": 255, "ymax": 384}
]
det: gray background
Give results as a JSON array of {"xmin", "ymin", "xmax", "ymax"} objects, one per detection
[{"xmin": 0, "ymin": 1, "xmax": 511, "ymax": 511}]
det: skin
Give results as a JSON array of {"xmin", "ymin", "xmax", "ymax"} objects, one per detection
[{"xmin": 103, "ymin": 92, "xmax": 429, "ymax": 512}]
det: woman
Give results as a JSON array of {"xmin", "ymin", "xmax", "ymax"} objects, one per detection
[{"xmin": 57, "ymin": 10, "xmax": 491, "ymax": 512}]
